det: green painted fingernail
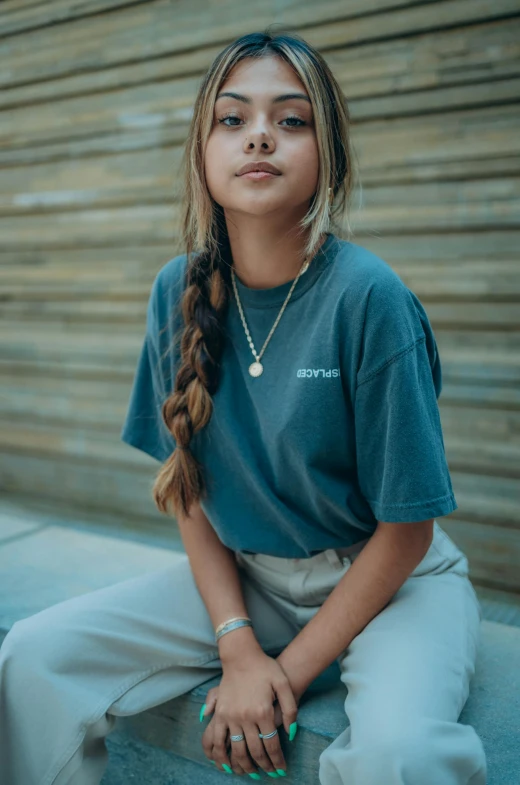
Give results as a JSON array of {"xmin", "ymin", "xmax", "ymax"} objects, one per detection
[
  {"xmin": 199, "ymin": 703, "xmax": 206, "ymax": 722},
  {"xmin": 222, "ymin": 763, "xmax": 233, "ymax": 774},
  {"xmin": 277, "ymin": 770, "xmax": 287, "ymax": 777},
  {"xmin": 267, "ymin": 773, "xmax": 279, "ymax": 778},
  {"xmin": 248, "ymin": 774, "xmax": 262, "ymax": 780},
  {"xmin": 210, "ymin": 759, "xmax": 216, "ymax": 764},
  {"xmin": 289, "ymin": 721, "xmax": 298, "ymax": 741}
]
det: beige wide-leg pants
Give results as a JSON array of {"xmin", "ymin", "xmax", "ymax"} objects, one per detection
[{"xmin": 0, "ymin": 521, "xmax": 487, "ymax": 785}]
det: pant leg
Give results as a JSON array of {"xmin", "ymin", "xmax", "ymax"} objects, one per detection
[
  {"xmin": 317, "ymin": 522, "xmax": 488, "ymax": 785},
  {"xmin": 0, "ymin": 554, "xmax": 297, "ymax": 785}
]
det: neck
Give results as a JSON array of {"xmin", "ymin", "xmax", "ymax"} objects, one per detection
[{"xmin": 226, "ymin": 217, "xmax": 325, "ymax": 290}]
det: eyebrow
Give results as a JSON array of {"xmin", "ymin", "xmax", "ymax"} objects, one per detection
[{"xmin": 215, "ymin": 91, "xmax": 311, "ymax": 105}]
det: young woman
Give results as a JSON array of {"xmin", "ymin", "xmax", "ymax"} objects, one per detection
[{"xmin": 0, "ymin": 29, "xmax": 486, "ymax": 785}]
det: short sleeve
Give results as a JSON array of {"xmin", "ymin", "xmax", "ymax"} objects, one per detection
[
  {"xmin": 354, "ymin": 278, "xmax": 457, "ymax": 523},
  {"xmin": 120, "ymin": 265, "xmax": 181, "ymax": 463}
]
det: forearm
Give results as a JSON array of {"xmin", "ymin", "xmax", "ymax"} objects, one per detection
[
  {"xmin": 276, "ymin": 520, "xmax": 434, "ymax": 701},
  {"xmin": 177, "ymin": 501, "xmax": 262, "ymax": 665}
]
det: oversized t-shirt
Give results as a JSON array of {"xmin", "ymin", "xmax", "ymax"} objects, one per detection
[{"xmin": 121, "ymin": 232, "xmax": 458, "ymax": 558}]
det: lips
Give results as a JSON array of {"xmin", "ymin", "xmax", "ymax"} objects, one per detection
[{"xmin": 237, "ymin": 162, "xmax": 282, "ymax": 176}]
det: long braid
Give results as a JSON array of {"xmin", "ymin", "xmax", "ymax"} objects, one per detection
[{"xmin": 152, "ymin": 231, "xmax": 232, "ymax": 519}]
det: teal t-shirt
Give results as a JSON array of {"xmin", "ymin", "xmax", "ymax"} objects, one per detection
[{"xmin": 121, "ymin": 232, "xmax": 458, "ymax": 557}]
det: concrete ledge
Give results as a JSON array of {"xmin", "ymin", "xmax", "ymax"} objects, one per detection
[
  {"xmin": 0, "ymin": 503, "xmax": 518, "ymax": 784},
  {"xmin": 103, "ymin": 620, "xmax": 520, "ymax": 785}
]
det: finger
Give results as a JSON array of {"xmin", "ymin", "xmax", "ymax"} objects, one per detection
[
  {"xmin": 272, "ymin": 699, "xmax": 284, "ymax": 728},
  {"xmin": 274, "ymin": 677, "xmax": 299, "ymax": 737},
  {"xmin": 244, "ymin": 720, "xmax": 280, "ymax": 776},
  {"xmin": 227, "ymin": 724, "xmax": 258, "ymax": 777},
  {"xmin": 258, "ymin": 719, "xmax": 287, "ymax": 775},
  {"xmin": 211, "ymin": 719, "xmax": 242, "ymax": 775},
  {"xmin": 200, "ymin": 717, "xmax": 215, "ymax": 761}
]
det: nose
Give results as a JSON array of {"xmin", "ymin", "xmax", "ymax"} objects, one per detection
[{"xmin": 244, "ymin": 123, "xmax": 273, "ymax": 149}]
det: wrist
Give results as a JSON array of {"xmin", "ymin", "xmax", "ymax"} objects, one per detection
[
  {"xmin": 275, "ymin": 654, "xmax": 306, "ymax": 704},
  {"xmin": 218, "ymin": 624, "xmax": 262, "ymax": 666}
]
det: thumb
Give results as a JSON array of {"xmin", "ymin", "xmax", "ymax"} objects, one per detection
[{"xmin": 274, "ymin": 679, "xmax": 298, "ymax": 739}]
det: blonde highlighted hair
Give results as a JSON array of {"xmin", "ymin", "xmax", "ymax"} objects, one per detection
[{"xmin": 152, "ymin": 27, "xmax": 358, "ymax": 520}]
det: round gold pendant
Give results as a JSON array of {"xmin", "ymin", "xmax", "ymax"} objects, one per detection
[{"xmin": 249, "ymin": 361, "xmax": 263, "ymax": 377}]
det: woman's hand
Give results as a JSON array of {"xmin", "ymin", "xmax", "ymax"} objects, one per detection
[
  {"xmin": 200, "ymin": 649, "xmax": 298, "ymax": 777},
  {"xmin": 203, "ymin": 686, "xmax": 285, "ymax": 733}
]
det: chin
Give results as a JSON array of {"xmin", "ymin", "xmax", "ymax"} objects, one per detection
[{"xmin": 237, "ymin": 204, "xmax": 291, "ymax": 218}]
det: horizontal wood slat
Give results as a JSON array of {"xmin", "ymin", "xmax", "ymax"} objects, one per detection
[
  {"xmin": 0, "ymin": 451, "xmax": 166, "ymax": 520},
  {"xmin": 441, "ymin": 383, "xmax": 520, "ymax": 409},
  {"xmin": 0, "ymin": 0, "xmax": 144, "ymax": 37},
  {"xmin": 441, "ymin": 518, "xmax": 520, "ymax": 592}
]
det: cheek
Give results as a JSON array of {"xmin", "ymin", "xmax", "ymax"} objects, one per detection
[
  {"xmin": 295, "ymin": 137, "xmax": 319, "ymax": 168},
  {"xmin": 285, "ymin": 139, "xmax": 320, "ymax": 190},
  {"xmin": 204, "ymin": 135, "xmax": 229, "ymax": 194}
]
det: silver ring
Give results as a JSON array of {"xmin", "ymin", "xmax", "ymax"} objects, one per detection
[
  {"xmin": 258, "ymin": 729, "xmax": 278, "ymax": 739},
  {"xmin": 230, "ymin": 734, "xmax": 245, "ymax": 742}
]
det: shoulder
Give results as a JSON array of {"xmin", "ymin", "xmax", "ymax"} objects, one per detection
[
  {"xmin": 153, "ymin": 252, "xmax": 190, "ymax": 299},
  {"xmin": 329, "ymin": 237, "xmax": 413, "ymax": 309},
  {"xmin": 331, "ymin": 237, "xmax": 424, "ymax": 331},
  {"xmin": 150, "ymin": 250, "xmax": 199, "ymax": 311},
  {"xmin": 328, "ymin": 237, "xmax": 439, "ymax": 384},
  {"xmin": 145, "ymin": 252, "xmax": 192, "ymax": 333}
]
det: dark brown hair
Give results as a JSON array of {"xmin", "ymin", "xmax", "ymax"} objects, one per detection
[{"xmin": 152, "ymin": 27, "xmax": 357, "ymax": 520}]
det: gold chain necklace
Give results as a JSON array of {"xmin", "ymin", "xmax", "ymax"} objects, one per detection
[{"xmin": 231, "ymin": 255, "xmax": 310, "ymax": 377}]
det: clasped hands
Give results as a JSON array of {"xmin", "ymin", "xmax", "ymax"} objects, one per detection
[{"xmin": 200, "ymin": 648, "xmax": 300, "ymax": 777}]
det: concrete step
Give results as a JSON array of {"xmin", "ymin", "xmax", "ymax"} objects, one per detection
[
  {"xmin": 98, "ymin": 621, "xmax": 520, "ymax": 785},
  {"xmin": 102, "ymin": 737, "xmax": 222, "ymax": 785},
  {"xmin": 0, "ymin": 499, "xmax": 519, "ymax": 784}
]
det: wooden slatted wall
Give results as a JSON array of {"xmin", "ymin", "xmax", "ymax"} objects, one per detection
[{"xmin": 1, "ymin": 0, "xmax": 519, "ymax": 596}]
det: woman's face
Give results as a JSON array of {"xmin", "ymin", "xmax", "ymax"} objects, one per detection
[{"xmin": 204, "ymin": 56, "xmax": 319, "ymax": 219}]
